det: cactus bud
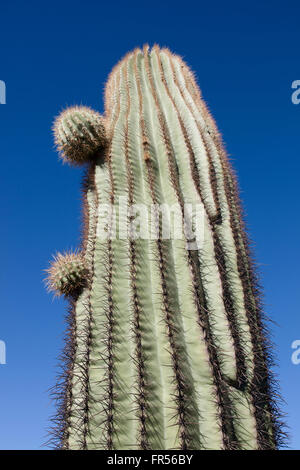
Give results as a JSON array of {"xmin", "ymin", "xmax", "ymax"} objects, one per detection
[
  {"xmin": 53, "ymin": 106, "xmax": 107, "ymax": 165},
  {"xmin": 45, "ymin": 251, "xmax": 88, "ymax": 297}
]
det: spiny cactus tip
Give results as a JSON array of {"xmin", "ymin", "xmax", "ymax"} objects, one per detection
[
  {"xmin": 45, "ymin": 251, "xmax": 88, "ymax": 297},
  {"xmin": 53, "ymin": 106, "xmax": 107, "ymax": 165}
]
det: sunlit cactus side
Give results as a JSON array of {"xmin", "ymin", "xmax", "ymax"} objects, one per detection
[{"xmin": 47, "ymin": 45, "xmax": 284, "ymax": 450}]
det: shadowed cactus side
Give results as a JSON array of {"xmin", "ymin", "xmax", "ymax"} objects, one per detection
[{"xmin": 47, "ymin": 45, "xmax": 284, "ymax": 450}]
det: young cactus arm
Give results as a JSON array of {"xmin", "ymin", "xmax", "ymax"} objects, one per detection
[
  {"xmin": 54, "ymin": 106, "xmax": 107, "ymax": 165},
  {"xmin": 45, "ymin": 251, "xmax": 88, "ymax": 297}
]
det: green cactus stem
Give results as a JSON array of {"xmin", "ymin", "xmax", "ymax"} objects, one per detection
[{"xmin": 47, "ymin": 45, "xmax": 284, "ymax": 450}]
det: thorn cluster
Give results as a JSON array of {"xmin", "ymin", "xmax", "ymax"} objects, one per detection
[
  {"xmin": 46, "ymin": 251, "xmax": 88, "ymax": 296},
  {"xmin": 53, "ymin": 106, "xmax": 107, "ymax": 165}
]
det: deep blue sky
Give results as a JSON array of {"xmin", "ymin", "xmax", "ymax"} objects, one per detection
[{"xmin": 0, "ymin": 0, "xmax": 299, "ymax": 449}]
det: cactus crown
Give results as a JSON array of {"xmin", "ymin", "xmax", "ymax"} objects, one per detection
[{"xmin": 53, "ymin": 106, "xmax": 107, "ymax": 165}]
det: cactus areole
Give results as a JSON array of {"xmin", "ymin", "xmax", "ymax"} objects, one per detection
[{"xmin": 47, "ymin": 45, "xmax": 284, "ymax": 450}]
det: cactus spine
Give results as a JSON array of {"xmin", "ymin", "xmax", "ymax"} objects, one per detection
[{"xmin": 48, "ymin": 45, "xmax": 283, "ymax": 450}]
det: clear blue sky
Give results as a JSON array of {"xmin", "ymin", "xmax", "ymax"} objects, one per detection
[{"xmin": 0, "ymin": 0, "xmax": 299, "ymax": 450}]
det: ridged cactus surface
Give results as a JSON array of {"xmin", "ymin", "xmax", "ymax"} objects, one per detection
[{"xmin": 47, "ymin": 45, "xmax": 283, "ymax": 450}]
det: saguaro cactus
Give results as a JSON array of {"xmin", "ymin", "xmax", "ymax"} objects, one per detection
[{"xmin": 47, "ymin": 45, "xmax": 283, "ymax": 450}]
